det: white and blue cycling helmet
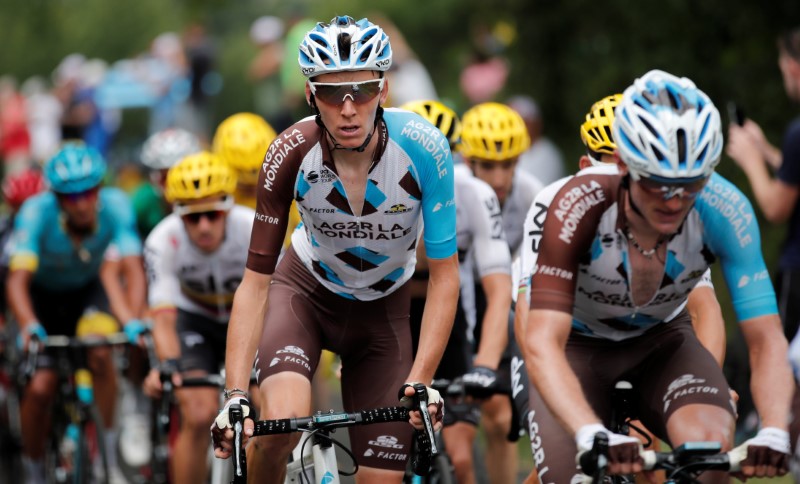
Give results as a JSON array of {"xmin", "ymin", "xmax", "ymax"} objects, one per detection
[
  {"xmin": 298, "ymin": 16, "xmax": 392, "ymax": 78},
  {"xmin": 613, "ymin": 69, "xmax": 722, "ymax": 181},
  {"xmin": 44, "ymin": 142, "xmax": 107, "ymax": 194}
]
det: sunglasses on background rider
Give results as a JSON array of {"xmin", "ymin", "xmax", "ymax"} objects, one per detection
[
  {"xmin": 181, "ymin": 210, "xmax": 225, "ymax": 225},
  {"xmin": 308, "ymin": 78, "xmax": 384, "ymax": 106},
  {"xmin": 635, "ymin": 175, "xmax": 709, "ymax": 200}
]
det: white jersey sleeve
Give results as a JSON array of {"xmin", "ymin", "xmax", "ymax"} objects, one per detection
[
  {"xmin": 144, "ymin": 215, "xmax": 182, "ymax": 310},
  {"xmin": 456, "ymin": 170, "xmax": 511, "ymax": 278}
]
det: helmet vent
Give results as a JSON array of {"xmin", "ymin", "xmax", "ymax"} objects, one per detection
[
  {"xmin": 676, "ymin": 128, "xmax": 687, "ymax": 166},
  {"xmin": 338, "ymin": 33, "xmax": 352, "ymax": 61}
]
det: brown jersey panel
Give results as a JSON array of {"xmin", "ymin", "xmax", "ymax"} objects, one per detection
[
  {"xmin": 247, "ymin": 119, "xmax": 321, "ymax": 274},
  {"xmin": 529, "ymin": 173, "xmax": 620, "ymax": 314}
]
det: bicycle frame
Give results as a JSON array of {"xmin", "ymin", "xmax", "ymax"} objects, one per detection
[{"xmin": 26, "ymin": 333, "xmax": 128, "ymax": 484}]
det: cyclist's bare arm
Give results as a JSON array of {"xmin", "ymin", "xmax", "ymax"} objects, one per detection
[
  {"xmin": 99, "ymin": 255, "xmax": 145, "ymax": 323},
  {"xmin": 473, "ymin": 272, "xmax": 512, "ymax": 369},
  {"xmin": 741, "ymin": 314, "xmax": 793, "ymax": 431},
  {"xmin": 225, "ymin": 268, "xmax": 272, "ymax": 393},
  {"xmin": 120, "ymin": 255, "xmax": 148, "ymax": 316},
  {"xmin": 409, "ymin": 254, "xmax": 459, "ymax": 384},
  {"xmin": 523, "ymin": 308, "xmax": 601, "ymax": 435},
  {"xmin": 686, "ymin": 286, "xmax": 726, "ymax": 367},
  {"xmin": 7, "ymin": 269, "xmax": 37, "ymax": 328},
  {"xmin": 151, "ymin": 307, "xmax": 180, "ymax": 360}
]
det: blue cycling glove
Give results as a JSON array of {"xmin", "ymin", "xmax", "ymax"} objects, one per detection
[
  {"xmin": 16, "ymin": 322, "xmax": 48, "ymax": 349},
  {"xmin": 124, "ymin": 319, "xmax": 148, "ymax": 344}
]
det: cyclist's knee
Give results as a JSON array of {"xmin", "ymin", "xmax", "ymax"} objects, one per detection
[
  {"xmin": 667, "ymin": 404, "xmax": 735, "ymax": 449},
  {"xmin": 24, "ymin": 371, "xmax": 58, "ymax": 406},
  {"xmin": 481, "ymin": 397, "xmax": 512, "ymax": 438},
  {"xmin": 87, "ymin": 348, "xmax": 115, "ymax": 377},
  {"xmin": 180, "ymin": 401, "xmax": 218, "ymax": 435}
]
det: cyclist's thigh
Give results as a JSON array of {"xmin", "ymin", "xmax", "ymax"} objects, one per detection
[
  {"xmin": 508, "ymin": 337, "xmax": 531, "ymax": 433},
  {"xmin": 255, "ymin": 251, "xmax": 323, "ymax": 384},
  {"xmin": 636, "ymin": 317, "xmax": 735, "ymax": 441},
  {"xmin": 337, "ymin": 283, "xmax": 414, "ymax": 472},
  {"xmin": 527, "ymin": 381, "xmax": 586, "ymax": 483},
  {"xmin": 176, "ymin": 310, "xmax": 226, "ymax": 374}
]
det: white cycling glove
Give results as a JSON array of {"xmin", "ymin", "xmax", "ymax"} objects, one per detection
[
  {"xmin": 212, "ymin": 397, "xmax": 252, "ymax": 430},
  {"xmin": 575, "ymin": 423, "xmax": 641, "ymax": 453},
  {"xmin": 728, "ymin": 427, "xmax": 791, "ymax": 472}
]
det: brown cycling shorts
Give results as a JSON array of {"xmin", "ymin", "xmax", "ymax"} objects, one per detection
[
  {"xmin": 255, "ymin": 247, "xmax": 414, "ymax": 471},
  {"xmin": 526, "ymin": 313, "xmax": 736, "ymax": 483}
]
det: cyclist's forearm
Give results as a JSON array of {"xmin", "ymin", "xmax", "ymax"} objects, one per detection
[
  {"xmin": 120, "ymin": 255, "xmax": 148, "ymax": 316},
  {"xmin": 152, "ymin": 309, "xmax": 180, "ymax": 360},
  {"xmin": 100, "ymin": 261, "xmax": 137, "ymax": 323},
  {"xmin": 743, "ymin": 315, "xmax": 793, "ymax": 430},
  {"xmin": 409, "ymin": 255, "xmax": 459, "ymax": 383},
  {"xmin": 7, "ymin": 269, "xmax": 37, "ymax": 326},
  {"xmin": 523, "ymin": 309, "xmax": 600, "ymax": 435},
  {"xmin": 224, "ymin": 271, "xmax": 271, "ymax": 392},
  {"xmin": 473, "ymin": 273, "xmax": 512, "ymax": 368}
]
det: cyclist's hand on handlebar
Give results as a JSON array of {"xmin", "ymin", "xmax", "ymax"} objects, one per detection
[
  {"xmin": 399, "ymin": 382, "xmax": 444, "ymax": 431},
  {"xmin": 461, "ymin": 365, "xmax": 500, "ymax": 400},
  {"xmin": 576, "ymin": 423, "xmax": 644, "ymax": 475},
  {"xmin": 142, "ymin": 366, "xmax": 182, "ymax": 399},
  {"xmin": 123, "ymin": 319, "xmax": 149, "ymax": 346},
  {"xmin": 730, "ymin": 427, "xmax": 790, "ymax": 478},
  {"xmin": 17, "ymin": 322, "xmax": 47, "ymax": 350},
  {"xmin": 211, "ymin": 397, "xmax": 254, "ymax": 459}
]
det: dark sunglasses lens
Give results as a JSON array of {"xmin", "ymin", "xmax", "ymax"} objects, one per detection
[
  {"xmin": 184, "ymin": 211, "xmax": 222, "ymax": 224},
  {"xmin": 58, "ymin": 187, "xmax": 98, "ymax": 203}
]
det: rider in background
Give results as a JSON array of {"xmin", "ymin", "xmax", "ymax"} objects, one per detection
[
  {"xmin": 212, "ymin": 16, "xmax": 459, "ymax": 483},
  {"xmin": 458, "ymin": 101, "xmax": 543, "ymax": 483},
  {"xmin": 7, "ymin": 143, "xmax": 147, "ymax": 484},
  {"xmin": 133, "ymin": 128, "xmax": 202, "ymax": 238},
  {"xmin": 213, "ymin": 111, "xmax": 301, "ymax": 248},
  {"xmin": 521, "ymin": 70, "xmax": 792, "ymax": 481},
  {"xmin": 142, "ymin": 151, "xmax": 253, "ymax": 484},
  {"xmin": 0, "ymin": 168, "xmax": 45, "ymax": 329},
  {"xmin": 401, "ymin": 99, "xmax": 512, "ymax": 484}
]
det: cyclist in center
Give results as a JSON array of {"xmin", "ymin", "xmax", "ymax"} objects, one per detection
[
  {"xmin": 520, "ymin": 69, "xmax": 792, "ymax": 481},
  {"xmin": 212, "ymin": 16, "xmax": 459, "ymax": 483},
  {"xmin": 142, "ymin": 152, "xmax": 254, "ymax": 483}
]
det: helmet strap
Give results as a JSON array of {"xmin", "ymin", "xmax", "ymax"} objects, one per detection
[{"xmin": 622, "ymin": 174, "xmax": 646, "ymax": 219}]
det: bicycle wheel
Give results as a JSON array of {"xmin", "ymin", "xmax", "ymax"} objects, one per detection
[
  {"xmin": 73, "ymin": 403, "xmax": 109, "ymax": 484},
  {"xmin": 148, "ymin": 398, "xmax": 171, "ymax": 484},
  {"xmin": 429, "ymin": 453, "xmax": 455, "ymax": 484}
]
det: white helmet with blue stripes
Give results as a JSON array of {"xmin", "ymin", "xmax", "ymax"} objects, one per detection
[
  {"xmin": 298, "ymin": 16, "xmax": 392, "ymax": 78},
  {"xmin": 613, "ymin": 69, "xmax": 722, "ymax": 181}
]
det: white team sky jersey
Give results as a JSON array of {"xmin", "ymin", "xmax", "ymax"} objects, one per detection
[
  {"xmin": 144, "ymin": 205, "xmax": 255, "ymax": 322},
  {"xmin": 513, "ymin": 164, "xmax": 714, "ymax": 304}
]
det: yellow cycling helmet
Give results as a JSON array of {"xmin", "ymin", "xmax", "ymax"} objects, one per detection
[
  {"xmin": 460, "ymin": 102, "xmax": 530, "ymax": 161},
  {"xmin": 165, "ymin": 151, "xmax": 237, "ymax": 203},
  {"xmin": 399, "ymin": 100, "xmax": 462, "ymax": 148},
  {"xmin": 212, "ymin": 113, "xmax": 277, "ymax": 184},
  {"xmin": 580, "ymin": 94, "xmax": 623, "ymax": 155}
]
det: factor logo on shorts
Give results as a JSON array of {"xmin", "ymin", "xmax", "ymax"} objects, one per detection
[
  {"xmin": 272, "ymin": 345, "xmax": 311, "ymax": 371},
  {"xmin": 365, "ymin": 435, "xmax": 408, "ymax": 462},
  {"xmin": 368, "ymin": 435, "xmax": 403, "ymax": 449},
  {"xmin": 662, "ymin": 373, "xmax": 720, "ymax": 412}
]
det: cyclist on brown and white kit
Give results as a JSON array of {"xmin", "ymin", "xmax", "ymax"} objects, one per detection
[{"xmin": 212, "ymin": 16, "xmax": 459, "ymax": 483}]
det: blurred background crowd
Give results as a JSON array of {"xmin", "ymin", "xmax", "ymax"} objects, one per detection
[{"xmin": 0, "ymin": 0, "xmax": 799, "ymax": 445}]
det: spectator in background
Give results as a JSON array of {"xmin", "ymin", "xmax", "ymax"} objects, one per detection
[
  {"xmin": 147, "ymin": 32, "xmax": 190, "ymax": 134},
  {"xmin": 21, "ymin": 76, "xmax": 62, "ymax": 166},
  {"xmin": 180, "ymin": 23, "xmax": 219, "ymax": 141},
  {"xmin": 508, "ymin": 95, "xmax": 566, "ymax": 185},
  {"xmin": 460, "ymin": 22, "xmax": 513, "ymax": 105},
  {"xmin": 0, "ymin": 76, "xmax": 32, "ymax": 172},
  {"xmin": 280, "ymin": 15, "xmax": 317, "ymax": 121},
  {"xmin": 370, "ymin": 14, "xmax": 438, "ymax": 107},
  {"xmin": 727, "ymin": 26, "xmax": 800, "ymax": 341},
  {"xmin": 249, "ymin": 15, "xmax": 293, "ymax": 132}
]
